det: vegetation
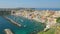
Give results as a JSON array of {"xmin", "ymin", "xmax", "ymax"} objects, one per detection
[
  {"xmin": 56, "ymin": 17, "xmax": 60, "ymax": 23},
  {"xmin": 37, "ymin": 28, "xmax": 55, "ymax": 34},
  {"xmin": 37, "ymin": 25, "xmax": 60, "ymax": 34}
]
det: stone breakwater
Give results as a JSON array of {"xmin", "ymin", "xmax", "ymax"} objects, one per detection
[
  {"xmin": 4, "ymin": 29, "xmax": 13, "ymax": 34},
  {"xmin": 3, "ymin": 16, "xmax": 21, "ymax": 27}
]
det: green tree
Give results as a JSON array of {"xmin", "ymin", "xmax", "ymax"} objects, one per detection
[{"xmin": 56, "ymin": 17, "xmax": 60, "ymax": 23}]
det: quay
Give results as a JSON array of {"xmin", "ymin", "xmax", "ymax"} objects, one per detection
[
  {"xmin": 4, "ymin": 29, "xmax": 13, "ymax": 34},
  {"xmin": 3, "ymin": 16, "xmax": 21, "ymax": 27}
]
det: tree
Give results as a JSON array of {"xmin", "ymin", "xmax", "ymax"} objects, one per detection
[{"xmin": 56, "ymin": 17, "xmax": 60, "ymax": 23}]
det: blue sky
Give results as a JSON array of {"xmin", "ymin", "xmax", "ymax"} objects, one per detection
[{"xmin": 0, "ymin": 0, "xmax": 60, "ymax": 8}]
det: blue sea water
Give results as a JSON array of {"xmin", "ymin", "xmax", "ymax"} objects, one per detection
[
  {"xmin": 0, "ymin": 16, "xmax": 19, "ymax": 34},
  {"xmin": 0, "ymin": 15, "xmax": 45, "ymax": 34},
  {"xmin": 35, "ymin": 8, "xmax": 60, "ymax": 11}
]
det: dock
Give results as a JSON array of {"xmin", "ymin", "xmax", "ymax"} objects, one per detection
[
  {"xmin": 4, "ymin": 29, "xmax": 13, "ymax": 34},
  {"xmin": 3, "ymin": 16, "xmax": 21, "ymax": 27}
]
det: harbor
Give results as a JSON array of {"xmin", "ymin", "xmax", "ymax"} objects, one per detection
[
  {"xmin": 0, "ymin": 8, "xmax": 60, "ymax": 34},
  {"xmin": 0, "ymin": 0, "xmax": 60, "ymax": 34},
  {"xmin": 0, "ymin": 15, "xmax": 45, "ymax": 34}
]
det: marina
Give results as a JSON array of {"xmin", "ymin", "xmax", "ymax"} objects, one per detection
[
  {"xmin": 0, "ymin": 8, "xmax": 60, "ymax": 34},
  {"xmin": 0, "ymin": 15, "xmax": 45, "ymax": 34},
  {"xmin": 0, "ymin": 0, "xmax": 60, "ymax": 34}
]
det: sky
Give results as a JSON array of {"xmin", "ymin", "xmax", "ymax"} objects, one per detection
[{"xmin": 0, "ymin": 0, "xmax": 60, "ymax": 8}]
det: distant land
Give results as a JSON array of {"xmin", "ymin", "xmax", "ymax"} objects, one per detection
[{"xmin": 0, "ymin": 8, "xmax": 60, "ymax": 11}]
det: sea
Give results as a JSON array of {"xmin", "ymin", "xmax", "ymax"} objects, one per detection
[{"xmin": 35, "ymin": 8, "xmax": 60, "ymax": 11}]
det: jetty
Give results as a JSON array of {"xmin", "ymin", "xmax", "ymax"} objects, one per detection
[
  {"xmin": 4, "ymin": 29, "xmax": 13, "ymax": 34},
  {"xmin": 3, "ymin": 16, "xmax": 21, "ymax": 27}
]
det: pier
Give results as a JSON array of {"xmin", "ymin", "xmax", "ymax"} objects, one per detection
[
  {"xmin": 3, "ymin": 16, "xmax": 21, "ymax": 27},
  {"xmin": 4, "ymin": 29, "xmax": 13, "ymax": 34}
]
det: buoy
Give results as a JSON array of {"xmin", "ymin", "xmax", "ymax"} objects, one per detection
[
  {"xmin": 24, "ymin": 25, "xmax": 26, "ymax": 27},
  {"xmin": 21, "ymin": 19, "xmax": 24, "ymax": 22}
]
